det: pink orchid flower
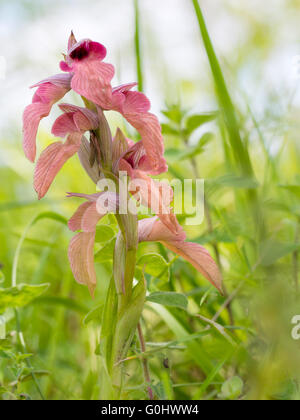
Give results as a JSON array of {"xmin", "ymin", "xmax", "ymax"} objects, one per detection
[
  {"xmin": 23, "ymin": 74, "xmax": 72, "ymax": 162},
  {"xmin": 138, "ymin": 217, "xmax": 223, "ymax": 294},
  {"xmin": 34, "ymin": 104, "xmax": 99, "ymax": 199},
  {"xmin": 67, "ymin": 192, "xmax": 118, "ymax": 296},
  {"xmin": 60, "ymin": 33, "xmax": 167, "ymax": 175}
]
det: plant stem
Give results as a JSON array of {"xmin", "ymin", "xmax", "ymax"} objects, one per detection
[
  {"xmin": 137, "ymin": 322, "xmax": 154, "ymax": 400},
  {"xmin": 293, "ymin": 223, "xmax": 299, "ymax": 293},
  {"xmin": 14, "ymin": 309, "xmax": 45, "ymax": 400},
  {"xmin": 134, "ymin": 0, "xmax": 144, "ymax": 91}
]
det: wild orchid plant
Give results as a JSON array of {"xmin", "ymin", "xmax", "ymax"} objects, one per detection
[{"xmin": 23, "ymin": 33, "xmax": 222, "ymax": 399}]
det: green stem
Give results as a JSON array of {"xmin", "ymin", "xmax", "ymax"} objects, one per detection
[
  {"xmin": 134, "ymin": 0, "xmax": 144, "ymax": 91},
  {"xmin": 137, "ymin": 322, "xmax": 154, "ymax": 400}
]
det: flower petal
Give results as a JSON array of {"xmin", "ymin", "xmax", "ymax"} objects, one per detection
[
  {"xmin": 130, "ymin": 170, "xmax": 179, "ymax": 234},
  {"xmin": 138, "ymin": 218, "xmax": 222, "ymax": 293},
  {"xmin": 23, "ymin": 102, "xmax": 52, "ymax": 162},
  {"xmin": 70, "ymin": 60, "xmax": 115, "ymax": 108},
  {"xmin": 68, "ymin": 202, "xmax": 92, "ymax": 232},
  {"xmin": 23, "ymin": 78, "xmax": 71, "ymax": 162},
  {"xmin": 68, "ymin": 232, "xmax": 97, "ymax": 297},
  {"xmin": 34, "ymin": 133, "xmax": 81, "ymax": 199},
  {"xmin": 125, "ymin": 112, "xmax": 167, "ymax": 175},
  {"xmin": 163, "ymin": 241, "xmax": 223, "ymax": 293}
]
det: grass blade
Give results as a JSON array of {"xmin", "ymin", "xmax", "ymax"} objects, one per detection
[
  {"xmin": 191, "ymin": 0, "xmax": 252, "ymax": 176},
  {"xmin": 134, "ymin": 0, "xmax": 144, "ymax": 91}
]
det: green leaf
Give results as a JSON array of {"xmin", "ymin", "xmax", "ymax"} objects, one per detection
[
  {"xmin": 0, "ymin": 283, "xmax": 49, "ymax": 313},
  {"xmin": 95, "ymin": 225, "xmax": 115, "ymax": 243},
  {"xmin": 211, "ymin": 174, "xmax": 259, "ymax": 189},
  {"xmin": 260, "ymin": 241, "xmax": 299, "ymax": 267},
  {"xmin": 220, "ymin": 376, "xmax": 243, "ymax": 400},
  {"xmin": 0, "ymin": 271, "xmax": 5, "ymax": 284},
  {"xmin": 94, "ymin": 238, "xmax": 116, "ymax": 263},
  {"xmin": 147, "ymin": 292, "xmax": 188, "ymax": 310},
  {"xmin": 185, "ymin": 112, "xmax": 217, "ymax": 134},
  {"xmin": 161, "ymin": 124, "xmax": 180, "ymax": 136},
  {"xmin": 20, "ymin": 370, "xmax": 50, "ymax": 383},
  {"xmin": 83, "ymin": 305, "xmax": 103, "ymax": 326},
  {"xmin": 279, "ymin": 185, "xmax": 300, "ymax": 197},
  {"xmin": 162, "ymin": 108, "xmax": 183, "ymax": 124},
  {"xmin": 136, "ymin": 254, "xmax": 170, "ymax": 286}
]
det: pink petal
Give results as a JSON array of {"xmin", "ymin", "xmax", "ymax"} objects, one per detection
[
  {"xmin": 163, "ymin": 241, "xmax": 223, "ymax": 293},
  {"xmin": 68, "ymin": 232, "xmax": 97, "ymax": 297},
  {"xmin": 68, "ymin": 202, "xmax": 92, "ymax": 232},
  {"xmin": 51, "ymin": 112, "xmax": 77, "ymax": 137},
  {"xmin": 34, "ymin": 133, "xmax": 81, "ymax": 199},
  {"xmin": 68, "ymin": 31, "xmax": 77, "ymax": 51},
  {"xmin": 125, "ymin": 112, "xmax": 167, "ymax": 175},
  {"xmin": 31, "ymin": 73, "xmax": 72, "ymax": 90},
  {"xmin": 112, "ymin": 83, "xmax": 138, "ymax": 94},
  {"xmin": 122, "ymin": 91, "xmax": 151, "ymax": 114},
  {"xmin": 23, "ymin": 102, "xmax": 52, "ymax": 162},
  {"xmin": 138, "ymin": 217, "xmax": 186, "ymax": 243},
  {"xmin": 52, "ymin": 105, "xmax": 99, "ymax": 137},
  {"xmin": 138, "ymin": 218, "xmax": 222, "ymax": 293},
  {"xmin": 70, "ymin": 60, "xmax": 115, "ymax": 108},
  {"xmin": 67, "ymin": 192, "xmax": 119, "ymax": 228},
  {"xmin": 23, "ymin": 78, "xmax": 71, "ymax": 162},
  {"xmin": 130, "ymin": 170, "xmax": 178, "ymax": 234}
]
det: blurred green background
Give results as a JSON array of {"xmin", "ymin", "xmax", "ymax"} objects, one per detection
[{"xmin": 0, "ymin": 0, "xmax": 300, "ymax": 400}]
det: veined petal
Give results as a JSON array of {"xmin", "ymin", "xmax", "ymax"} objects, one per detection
[
  {"xmin": 52, "ymin": 105, "xmax": 98, "ymax": 137},
  {"xmin": 34, "ymin": 133, "xmax": 82, "ymax": 199},
  {"xmin": 125, "ymin": 112, "xmax": 167, "ymax": 175},
  {"xmin": 130, "ymin": 170, "xmax": 178, "ymax": 234},
  {"xmin": 68, "ymin": 232, "xmax": 97, "ymax": 297},
  {"xmin": 23, "ymin": 78, "xmax": 71, "ymax": 162},
  {"xmin": 138, "ymin": 218, "xmax": 222, "ymax": 293},
  {"xmin": 163, "ymin": 241, "xmax": 223, "ymax": 293},
  {"xmin": 122, "ymin": 91, "xmax": 151, "ymax": 114},
  {"xmin": 52, "ymin": 112, "xmax": 77, "ymax": 137},
  {"xmin": 23, "ymin": 102, "xmax": 52, "ymax": 162},
  {"xmin": 138, "ymin": 217, "xmax": 186, "ymax": 243},
  {"xmin": 68, "ymin": 202, "xmax": 92, "ymax": 232},
  {"xmin": 71, "ymin": 60, "xmax": 115, "ymax": 108},
  {"xmin": 31, "ymin": 73, "xmax": 72, "ymax": 90}
]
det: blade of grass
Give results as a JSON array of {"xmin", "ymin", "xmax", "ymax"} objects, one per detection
[
  {"xmin": 192, "ymin": 350, "xmax": 232, "ymax": 400},
  {"xmin": 134, "ymin": 0, "xmax": 144, "ymax": 91},
  {"xmin": 149, "ymin": 303, "xmax": 223, "ymax": 380},
  {"xmin": 191, "ymin": 0, "xmax": 252, "ymax": 176}
]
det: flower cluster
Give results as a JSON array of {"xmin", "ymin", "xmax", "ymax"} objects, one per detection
[{"xmin": 23, "ymin": 33, "xmax": 222, "ymax": 296}]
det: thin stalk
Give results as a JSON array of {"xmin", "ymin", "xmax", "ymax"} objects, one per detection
[
  {"xmin": 293, "ymin": 223, "xmax": 299, "ymax": 293},
  {"xmin": 137, "ymin": 323, "xmax": 154, "ymax": 400},
  {"xmin": 134, "ymin": 0, "xmax": 144, "ymax": 91},
  {"xmin": 14, "ymin": 309, "xmax": 45, "ymax": 400}
]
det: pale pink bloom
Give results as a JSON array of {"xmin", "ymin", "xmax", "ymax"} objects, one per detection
[
  {"xmin": 60, "ymin": 36, "xmax": 115, "ymax": 110},
  {"xmin": 23, "ymin": 74, "xmax": 72, "ymax": 162},
  {"xmin": 116, "ymin": 134, "xmax": 179, "ymax": 235},
  {"xmin": 138, "ymin": 217, "xmax": 223, "ymax": 293},
  {"xmin": 67, "ymin": 192, "xmax": 118, "ymax": 296},
  {"xmin": 34, "ymin": 105, "xmax": 98, "ymax": 199},
  {"xmin": 110, "ymin": 84, "xmax": 167, "ymax": 175}
]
